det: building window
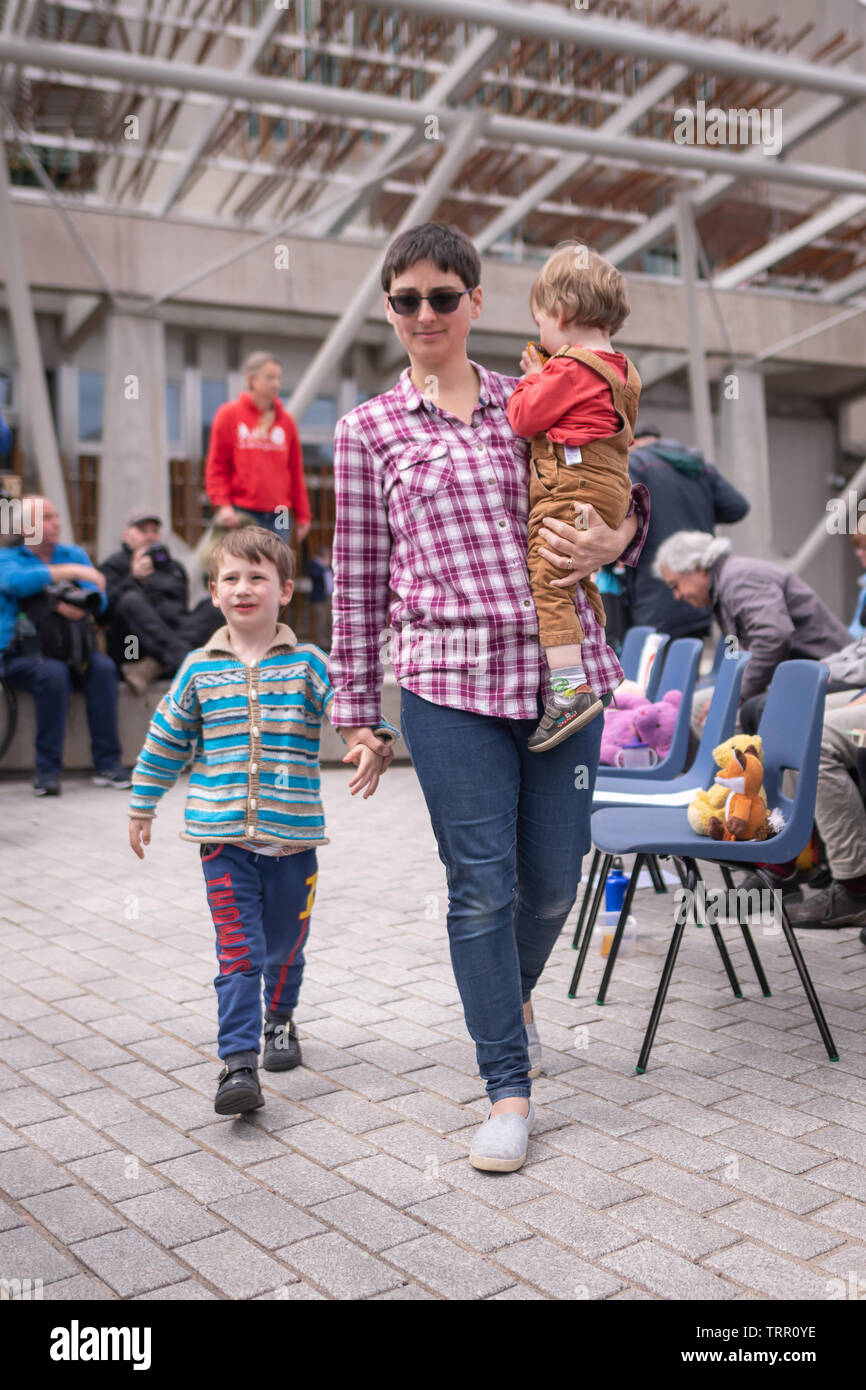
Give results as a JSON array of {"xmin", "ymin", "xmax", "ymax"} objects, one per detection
[
  {"xmin": 201, "ymin": 378, "xmax": 228, "ymax": 458},
  {"xmin": 78, "ymin": 370, "xmax": 104, "ymax": 442},
  {"xmin": 166, "ymin": 379, "xmax": 182, "ymax": 446}
]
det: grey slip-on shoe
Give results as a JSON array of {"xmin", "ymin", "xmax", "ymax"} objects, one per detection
[{"xmin": 469, "ymin": 1101, "xmax": 535, "ymax": 1173}]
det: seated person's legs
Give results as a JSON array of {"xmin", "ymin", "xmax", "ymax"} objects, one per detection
[
  {"xmin": 79, "ymin": 650, "xmax": 125, "ymax": 782},
  {"xmin": 4, "ymin": 654, "xmax": 70, "ymax": 791},
  {"xmin": 787, "ymin": 702, "xmax": 866, "ymax": 929}
]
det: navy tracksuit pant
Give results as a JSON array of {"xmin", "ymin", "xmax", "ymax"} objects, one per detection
[{"xmin": 200, "ymin": 842, "xmax": 317, "ymax": 1058}]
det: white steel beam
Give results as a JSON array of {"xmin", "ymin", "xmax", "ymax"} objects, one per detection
[
  {"xmin": 713, "ymin": 194, "xmax": 866, "ymax": 290},
  {"xmin": 1, "ymin": 40, "xmax": 865, "ymax": 196},
  {"xmin": 605, "ymin": 94, "xmax": 852, "ymax": 266},
  {"xmin": 0, "ymin": 136, "xmax": 71, "ymax": 537},
  {"xmin": 285, "ymin": 109, "xmax": 489, "ymax": 424},
  {"xmin": 476, "ymin": 62, "xmax": 688, "ymax": 252},
  {"xmin": 155, "ymin": 5, "xmax": 285, "ymax": 216},
  {"xmin": 308, "ymin": 25, "xmax": 505, "ymax": 237}
]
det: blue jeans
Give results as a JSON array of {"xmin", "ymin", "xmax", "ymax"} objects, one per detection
[
  {"xmin": 244, "ymin": 509, "xmax": 292, "ymax": 544},
  {"xmin": 400, "ymin": 687, "xmax": 602, "ymax": 1103},
  {"xmin": 4, "ymin": 651, "xmax": 121, "ymax": 777},
  {"xmin": 200, "ymin": 842, "xmax": 318, "ymax": 1057}
]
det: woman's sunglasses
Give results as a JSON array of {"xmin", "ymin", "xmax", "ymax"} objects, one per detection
[{"xmin": 387, "ymin": 287, "xmax": 476, "ymax": 316}]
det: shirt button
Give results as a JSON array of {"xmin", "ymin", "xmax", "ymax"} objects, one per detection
[
  {"xmin": 250, "ymin": 762, "xmax": 257, "ymax": 773},
  {"xmin": 250, "ymin": 798, "xmax": 257, "ymax": 809},
  {"xmin": 487, "ymin": 477, "xmax": 495, "ymax": 484},
  {"xmin": 498, "ymin": 519, "xmax": 506, "ymax": 528},
  {"xmin": 252, "ymin": 726, "xmax": 259, "ymax": 737},
  {"xmin": 247, "ymin": 824, "xmax": 256, "ymax": 836},
  {"xmin": 250, "ymin": 689, "xmax": 257, "ymax": 699},
  {"xmin": 523, "ymin": 600, "xmax": 531, "ymax": 607}
]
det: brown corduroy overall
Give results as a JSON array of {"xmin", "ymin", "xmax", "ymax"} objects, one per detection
[{"xmin": 526, "ymin": 345, "xmax": 641, "ymax": 648}]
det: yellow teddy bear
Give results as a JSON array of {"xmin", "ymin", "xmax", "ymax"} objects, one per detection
[{"xmin": 687, "ymin": 734, "xmax": 767, "ymax": 835}]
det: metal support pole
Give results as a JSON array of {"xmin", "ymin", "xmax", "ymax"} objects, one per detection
[
  {"xmin": 286, "ymin": 109, "xmax": 489, "ymax": 425},
  {"xmin": 0, "ymin": 136, "xmax": 72, "ymax": 538},
  {"xmin": 674, "ymin": 193, "xmax": 715, "ymax": 464}
]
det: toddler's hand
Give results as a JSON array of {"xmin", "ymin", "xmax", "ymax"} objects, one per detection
[
  {"xmin": 519, "ymin": 345, "xmax": 545, "ymax": 376},
  {"xmin": 129, "ymin": 818, "xmax": 152, "ymax": 859},
  {"xmin": 342, "ymin": 744, "xmax": 387, "ymax": 799}
]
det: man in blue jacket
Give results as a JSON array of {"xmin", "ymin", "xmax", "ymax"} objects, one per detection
[
  {"xmin": 0, "ymin": 496, "xmax": 130, "ymax": 795},
  {"xmin": 625, "ymin": 424, "xmax": 750, "ymax": 639}
]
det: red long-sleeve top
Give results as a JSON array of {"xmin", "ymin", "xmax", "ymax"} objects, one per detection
[
  {"xmin": 205, "ymin": 393, "xmax": 311, "ymax": 525},
  {"xmin": 507, "ymin": 350, "xmax": 628, "ymax": 445}
]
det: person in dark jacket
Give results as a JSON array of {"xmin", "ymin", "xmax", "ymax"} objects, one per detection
[
  {"xmin": 100, "ymin": 508, "xmax": 222, "ymax": 694},
  {"xmin": 625, "ymin": 424, "xmax": 750, "ymax": 638}
]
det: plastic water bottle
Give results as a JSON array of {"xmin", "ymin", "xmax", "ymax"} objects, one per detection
[{"xmin": 605, "ymin": 857, "xmax": 628, "ymax": 915}]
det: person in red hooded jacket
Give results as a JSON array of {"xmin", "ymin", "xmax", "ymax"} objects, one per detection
[{"xmin": 205, "ymin": 352, "xmax": 312, "ymax": 544}]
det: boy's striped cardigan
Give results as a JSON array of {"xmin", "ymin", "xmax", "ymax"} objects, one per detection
[{"xmin": 128, "ymin": 623, "xmax": 397, "ymax": 847}]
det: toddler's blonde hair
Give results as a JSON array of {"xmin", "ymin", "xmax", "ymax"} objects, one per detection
[{"xmin": 530, "ymin": 241, "xmax": 630, "ymax": 337}]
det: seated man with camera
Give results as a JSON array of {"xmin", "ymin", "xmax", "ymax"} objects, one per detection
[
  {"xmin": 0, "ymin": 496, "xmax": 130, "ymax": 795},
  {"xmin": 100, "ymin": 507, "xmax": 222, "ymax": 694}
]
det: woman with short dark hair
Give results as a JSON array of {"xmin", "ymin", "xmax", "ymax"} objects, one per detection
[{"xmin": 328, "ymin": 223, "xmax": 651, "ymax": 1172}]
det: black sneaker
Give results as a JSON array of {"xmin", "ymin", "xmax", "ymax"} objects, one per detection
[
  {"xmin": 528, "ymin": 688, "xmax": 603, "ymax": 753},
  {"xmin": 263, "ymin": 1014, "xmax": 301, "ymax": 1072},
  {"xmin": 214, "ymin": 1052, "xmax": 265, "ymax": 1115},
  {"xmin": 92, "ymin": 767, "xmax": 133, "ymax": 789},
  {"xmin": 785, "ymin": 882, "xmax": 866, "ymax": 930},
  {"xmin": 33, "ymin": 775, "xmax": 61, "ymax": 797}
]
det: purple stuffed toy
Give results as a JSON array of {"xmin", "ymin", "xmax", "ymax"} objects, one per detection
[{"xmin": 600, "ymin": 689, "xmax": 683, "ymax": 765}]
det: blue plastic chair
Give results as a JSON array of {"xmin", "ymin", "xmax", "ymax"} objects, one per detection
[
  {"xmin": 600, "ymin": 637, "xmax": 702, "ymax": 783},
  {"xmin": 619, "ymin": 626, "xmax": 657, "ymax": 682},
  {"xmin": 586, "ymin": 661, "xmax": 836, "ymax": 1072},
  {"xmin": 570, "ymin": 649, "xmax": 753, "ymax": 968},
  {"xmin": 696, "ymin": 632, "xmax": 728, "ymax": 691}
]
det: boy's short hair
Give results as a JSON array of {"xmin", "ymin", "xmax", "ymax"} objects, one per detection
[
  {"xmin": 209, "ymin": 526, "xmax": 296, "ymax": 586},
  {"xmin": 381, "ymin": 222, "xmax": 480, "ymax": 293},
  {"xmin": 530, "ymin": 241, "xmax": 630, "ymax": 337}
]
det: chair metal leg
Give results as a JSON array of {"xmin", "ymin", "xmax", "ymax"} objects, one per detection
[
  {"xmin": 572, "ymin": 848, "xmax": 600, "ymax": 949},
  {"xmin": 693, "ymin": 865, "xmax": 742, "ymax": 997},
  {"xmin": 568, "ymin": 853, "xmax": 611, "ymax": 998},
  {"xmin": 750, "ymin": 870, "xmax": 839, "ymax": 1062},
  {"xmin": 647, "ymin": 854, "xmax": 667, "ymax": 894},
  {"xmin": 720, "ymin": 864, "xmax": 771, "ymax": 996},
  {"xmin": 597, "ymin": 854, "xmax": 645, "ymax": 1005},
  {"xmin": 636, "ymin": 856, "xmax": 692, "ymax": 1073}
]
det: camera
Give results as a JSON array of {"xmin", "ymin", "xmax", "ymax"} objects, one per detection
[
  {"xmin": 47, "ymin": 581, "xmax": 103, "ymax": 617},
  {"xmin": 146, "ymin": 542, "xmax": 171, "ymax": 568}
]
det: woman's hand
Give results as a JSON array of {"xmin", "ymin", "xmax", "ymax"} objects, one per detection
[
  {"xmin": 538, "ymin": 503, "xmax": 638, "ymax": 587},
  {"xmin": 215, "ymin": 505, "xmax": 240, "ymax": 529},
  {"xmin": 339, "ymin": 726, "xmax": 394, "ymax": 775}
]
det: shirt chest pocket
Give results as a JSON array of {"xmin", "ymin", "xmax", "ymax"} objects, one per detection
[{"xmin": 389, "ymin": 441, "xmax": 454, "ymax": 499}]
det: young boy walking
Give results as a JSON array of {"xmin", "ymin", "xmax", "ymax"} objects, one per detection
[
  {"xmin": 507, "ymin": 241, "xmax": 641, "ymax": 752},
  {"xmin": 128, "ymin": 527, "xmax": 396, "ymax": 1115}
]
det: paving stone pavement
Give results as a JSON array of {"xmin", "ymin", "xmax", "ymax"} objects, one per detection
[{"xmin": 0, "ymin": 769, "xmax": 864, "ymax": 1301}]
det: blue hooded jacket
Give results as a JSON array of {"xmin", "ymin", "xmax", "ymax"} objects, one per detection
[{"xmin": 0, "ymin": 542, "xmax": 106, "ymax": 656}]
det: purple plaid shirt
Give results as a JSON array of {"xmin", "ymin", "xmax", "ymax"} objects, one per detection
[{"xmin": 328, "ymin": 362, "xmax": 650, "ymax": 726}]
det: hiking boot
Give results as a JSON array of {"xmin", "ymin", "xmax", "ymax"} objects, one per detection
[
  {"xmin": 263, "ymin": 1014, "xmax": 301, "ymax": 1072},
  {"xmin": 785, "ymin": 882, "xmax": 866, "ymax": 930},
  {"xmin": 214, "ymin": 1051, "xmax": 264, "ymax": 1115},
  {"xmin": 528, "ymin": 688, "xmax": 602, "ymax": 753},
  {"xmin": 736, "ymin": 868, "xmax": 802, "ymax": 901}
]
